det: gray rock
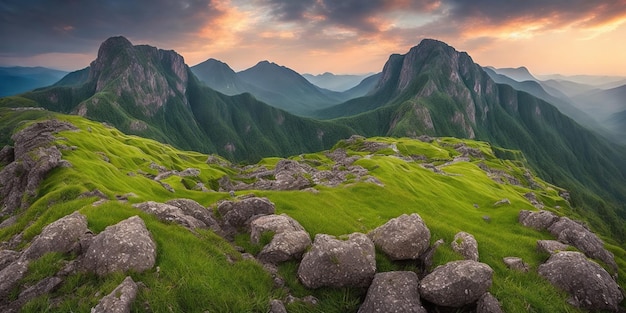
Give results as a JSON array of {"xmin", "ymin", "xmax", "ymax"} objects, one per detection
[
  {"xmin": 165, "ymin": 198, "xmax": 222, "ymax": 234},
  {"xmin": 0, "ymin": 250, "xmax": 19, "ymax": 271},
  {"xmin": 133, "ymin": 201, "xmax": 206, "ymax": 230},
  {"xmin": 217, "ymin": 197, "xmax": 275, "ymax": 228},
  {"xmin": 358, "ymin": 271, "xmax": 427, "ymax": 313},
  {"xmin": 538, "ymin": 251, "xmax": 623, "ymax": 312},
  {"xmin": 257, "ymin": 230, "xmax": 311, "ymax": 264},
  {"xmin": 15, "ymin": 276, "xmax": 63, "ymax": 308},
  {"xmin": 269, "ymin": 299, "xmax": 287, "ymax": 313},
  {"xmin": 523, "ymin": 192, "xmax": 544, "ymax": 209},
  {"xmin": 419, "ymin": 260, "xmax": 493, "ymax": 307},
  {"xmin": 22, "ymin": 211, "xmax": 88, "ymax": 260},
  {"xmin": 368, "ymin": 213, "xmax": 431, "ymax": 260},
  {"xmin": 0, "ymin": 145, "xmax": 14, "ymax": 165},
  {"xmin": 250, "ymin": 214, "xmax": 305, "ymax": 244},
  {"xmin": 82, "ymin": 216, "xmax": 156, "ymax": 276},
  {"xmin": 271, "ymin": 160, "xmax": 314, "ymax": 190},
  {"xmin": 91, "ymin": 276, "xmax": 138, "ymax": 313},
  {"xmin": 0, "ymin": 120, "xmax": 76, "ymax": 216},
  {"xmin": 536, "ymin": 240, "xmax": 570, "ymax": 255},
  {"xmin": 518, "ymin": 210, "xmax": 559, "ymax": 230},
  {"xmin": 503, "ymin": 257, "xmax": 529, "ymax": 272},
  {"xmin": 419, "ymin": 238, "xmax": 444, "ymax": 273},
  {"xmin": 0, "ymin": 259, "xmax": 29, "ymax": 301},
  {"xmin": 298, "ymin": 233, "xmax": 376, "ymax": 288},
  {"xmin": 476, "ymin": 292, "xmax": 503, "ymax": 313},
  {"xmin": 548, "ymin": 217, "xmax": 618, "ymax": 273},
  {"xmin": 493, "ymin": 198, "xmax": 511, "ymax": 207},
  {"xmin": 451, "ymin": 231, "xmax": 479, "ymax": 261}
]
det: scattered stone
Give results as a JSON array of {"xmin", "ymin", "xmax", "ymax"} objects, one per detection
[
  {"xmin": 269, "ymin": 299, "xmax": 287, "ymax": 313},
  {"xmin": 159, "ymin": 181, "xmax": 174, "ymax": 193},
  {"xmin": 257, "ymin": 230, "xmax": 311, "ymax": 264},
  {"xmin": 358, "ymin": 271, "xmax": 427, "ymax": 313},
  {"xmin": 249, "ymin": 214, "xmax": 305, "ymax": 244},
  {"xmin": 537, "ymin": 240, "xmax": 570, "ymax": 255},
  {"xmin": 476, "ymin": 292, "xmax": 504, "ymax": 313},
  {"xmin": 80, "ymin": 189, "xmax": 109, "ymax": 200},
  {"xmin": 493, "ymin": 198, "xmax": 510, "ymax": 207},
  {"xmin": 538, "ymin": 251, "xmax": 623, "ymax": 312},
  {"xmin": 503, "ymin": 257, "xmax": 529, "ymax": 272},
  {"xmin": 217, "ymin": 197, "xmax": 275, "ymax": 229},
  {"xmin": 91, "ymin": 276, "xmax": 138, "ymax": 313},
  {"xmin": 81, "ymin": 216, "xmax": 156, "ymax": 276},
  {"xmin": 298, "ymin": 233, "xmax": 376, "ymax": 288},
  {"xmin": 451, "ymin": 231, "xmax": 479, "ymax": 261},
  {"xmin": 269, "ymin": 159, "xmax": 314, "ymax": 190},
  {"xmin": 133, "ymin": 201, "xmax": 206, "ymax": 230},
  {"xmin": 368, "ymin": 213, "xmax": 431, "ymax": 260},
  {"xmin": 518, "ymin": 210, "xmax": 559, "ymax": 231},
  {"xmin": 523, "ymin": 192, "xmax": 544, "ymax": 209},
  {"xmin": 22, "ymin": 211, "xmax": 88, "ymax": 260},
  {"xmin": 547, "ymin": 217, "xmax": 618, "ymax": 273},
  {"xmin": 482, "ymin": 215, "xmax": 491, "ymax": 223},
  {"xmin": 419, "ymin": 260, "xmax": 493, "ymax": 307}
]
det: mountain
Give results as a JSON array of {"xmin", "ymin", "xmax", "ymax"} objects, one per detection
[
  {"xmin": 189, "ymin": 58, "xmax": 249, "ymax": 95},
  {"xmin": 1, "ymin": 109, "xmax": 624, "ymax": 312},
  {"xmin": 487, "ymin": 66, "xmax": 537, "ymax": 82},
  {"xmin": 571, "ymin": 84, "xmax": 626, "ymax": 121},
  {"xmin": 302, "ymin": 72, "xmax": 374, "ymax": 91},
  {"xmin": 0, "ymin": 66, "xmax": 67, "ymax": 96},
  {"xmin": 1, "ymin": 36, "xmax": 355, "ymax": 162},
  {"xmin": 538, "ymin": 73, "xmax": 626, "ymax": 89}
]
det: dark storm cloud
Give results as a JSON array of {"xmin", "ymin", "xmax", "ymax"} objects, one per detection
[{"xmin": 0, "ymin": 0, "xmax": 222, "ymax": 56}]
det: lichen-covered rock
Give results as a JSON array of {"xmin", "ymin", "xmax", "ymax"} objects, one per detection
[
  {"xmin": 217, "ymin": 197, "xmax": 275, "ymax": 228},
  {"xmin": 451, "ymin": 231, "xmax": 479, "ymax": 261},
  {"xmin": 298, "ymin": 233, "xmax": 376, "ymax": 288},
  {"xmin": 250, "ymin": 214, "xmax": 305, "ymax": 244},
  {"xmin": 0, "ymin": 259, "xmax": 29, "ymax": 301},
  {"xmin": 419, "ymin": 260, "xmax": 493, "ymax": 307},
  {"xmin": 165, "ymin": 198, "xmax": 222, "ymax": 234},
  {"xmin": 82, "ymin": 216, "xmax": 156, "ymax": 276},
  {"xmin": 547, "ymin": 217, "xmax": 617, "ymax": 273},
  {"xmin": 133, "ymin": 201, "xmax": 206, "ymax": 230},
  {"xmin": 538, "ymin": 251, "xmax": 622, "ymax": 312},
  {"xmin": 503, "ymin": 257, "xmax": 529, "ymax": 272},
  {"xmin": 257, "ymin": 230, "xmax": 311, "ymax": 264},
  {"xmin": 22, "ymin": 211, "xmax": 88, "ymax": 260},
  {"xmin": 269, "ymin": 299, "xmax": 287, "ymax": 313},
  {"xmin": 518, "ymin": 210, "xmax": 559, "ymax": 230},
  {"xmin": 368, "ymin": 213, "xmax": 430, "ymax": 260},
  {"xmin": 476, "ymin": 292, "xmax": 503, "ymax": 313},
  {"xmin": 358, "ymin": 271, "xmax": 427, "ymax": 313},
  {"xmin": 536, "ymin": 240, "xmax": 570, "ymax": 255},
  {"xmin": 91, "ymin": 276, "xmax": 138, "ymax": 313}
]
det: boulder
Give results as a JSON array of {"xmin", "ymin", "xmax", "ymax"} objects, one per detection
[
  {"xmin": 358, "ymin": 271, "xmax": 427, "ymax": 313},
  {"xmin": 451, "ymin": 231, "xmax": 479, "ymax": 261},
  {"xmin": 0, "ymin": 250, "xmax": 19, "ymax": 271},
  {"xmin": 476, "ymin": 292, "xmax": 503, "ymax": 313},
  {"xmin": 368, "ymin": 213, "xmax": 430, "ymax": 260},
  {"xmin": 0, "ymin": 145, "xmax": 13, "ymax": 165},
  {"xmin": 217, "ymin": 197, "xmax": 275, "ymax": 228},
  {"xmin": 165, "ymin": 198, "xmax": 222, "ymax": 234},
  {"xmin": 547, "ymin": 217, "xmax": 617, "ymax": 273},
  {"xmin": 0, "ymin": 120, "xmax": 76, "ymax": 216},
  {"xmin": 0, "ymin": 259, "xmax": 29, "ymax": 301},
  {"xmin": 269, "ymin": 299, "xmax": 287, "ymax": 313},
  {"xmin": 271, "ymin": 160, "xmax": 313, "ymax": 190},
  {"xmin": 538, "ymin": 251, "xmax": 622, "ymax": 311},
  {"xmin": 298, "ymin": 233, "xmax": 376, "ymax": 288},
  {"xmin": 257, "ymin": 230, "xmax": 311, "ymax": 264},
  {"xmin": 250, "ymin": 214, "xmax": 305, "ymax": 244},
  {"xmin": 82, "ymin": 216, "xmax": 156, "ymax": 276},
  {"xmin": 418, "ymin": 260, "xmax": 493, "ymax": 307},
  {"xmin": 536, "ymin": 240, "xmax": 570, "ymax": 255},
  {"xmin": 91, "ymin": 276, "xmax": 138, "ymax": 313},
  {"xmin": 518, "ymin": 210, "xmax": 559, "ymax": 231},
  {"xmin": 22, "ymin": 211, "xmax": 88, "ymax": 260},
  {"xmin": 133, "ymin": 201, "xmax": 206, "ymax": 230},
  {"xmin": 503, "ymin": 257, "xmax": 529, "ymax": 272},
  {"xmin": 13, "ymin": 276, "xmax": 63, "ymax": 309}
]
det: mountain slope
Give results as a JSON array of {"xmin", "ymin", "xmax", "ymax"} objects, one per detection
[
  {"xmin": 302, "ymin": 72, "xmax": 373, "ymax": 91},
  {"xmin": 0, "ymin": 66, "xmax": 67, "ymax": 97},
  {"xmin": 1, "ymin": 109, "xmax": 623, "ymax": 312},
  {"xmin": 1, "ymin": 36, "xmax": 355, "ymax": 162},
  {"xmin": 487, "ymin": 66, "xmax": 537, "ymax": 82},
  {"xmin": 189, "ymin": 58, "xmax": 250, "ymax": 96}
]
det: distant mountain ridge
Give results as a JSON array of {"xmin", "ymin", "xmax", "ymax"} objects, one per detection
[
  {"xmin": 302, "ymin": 72, "xmax": 374, "ymax": 91},
  {"xmin": 0, "ymin": 66, "xmax": 67, "ymax": 97}
]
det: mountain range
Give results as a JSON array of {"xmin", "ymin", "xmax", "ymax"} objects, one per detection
[
  {"xmin": 0, "ymin": 66, "xmax": 67, "ymax": 97},
  {"xmin": 302, "ymin": 72, "xmax": 375, "ymax": 91}
]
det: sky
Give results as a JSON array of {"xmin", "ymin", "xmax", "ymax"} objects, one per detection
[{"xmin": 1, "ymin": 0, "xmax": 626, "ymax": 76}]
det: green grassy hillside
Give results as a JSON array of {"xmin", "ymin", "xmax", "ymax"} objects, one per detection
[{"xmin": 1, "ymin": 109, "xmax": 623, "ymax": 312}]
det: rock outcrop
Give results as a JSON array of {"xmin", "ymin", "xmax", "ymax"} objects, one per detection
[
  {"xmin": 0, "ymin": 119, "xmax": 77, "ymax": 216},
  {"xmin": 418, "ymin": 260, "xmax": 493, "ymax": 307},
  {"xmin": 518, "ymin": 210, "xmax": 559, "ymax": 230},
  {"xmin": 133, "ymin": 201, "xmax": 206, "ymax": 230},
  {"xmin": 165, "ymin": 198, "xmax": 222, "ymax": 234},
  {"xmin": 538, "ymin": 251, "xmax": 623, "ymax": 312},
  {"xmin": 22, "ymin": 211, "xmax": 88, "ymax": 260},
  {"xmin": 368, "ymin": 213, "xmax": 430, "ymax": 260},
  {"xmin": 81, "ymin": 216, "xmax": 156, "ymax": 276},
  {"xmin": 298, "ymin": 233, "xmax": 376, "ymax": 288},
  {"xmin": 358, "ymin": 271, "xmax": 427, "ymax": 313},
  {"xmin": 451, "ymin": 231, "xmax": 479, "ymax": 261},
  {"xmin": 91, "ymin": 276, "xmax": 139, "ymax": 313}
]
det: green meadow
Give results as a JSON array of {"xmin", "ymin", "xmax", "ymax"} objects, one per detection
[{"xmin": 1, "ymin": 110, "xmax": 624, "ymax": 312}]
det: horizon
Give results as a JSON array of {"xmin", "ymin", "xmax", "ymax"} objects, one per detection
[{"xmin": 2, "ymin": 1, "xmax": 626, "ymax": 76}]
